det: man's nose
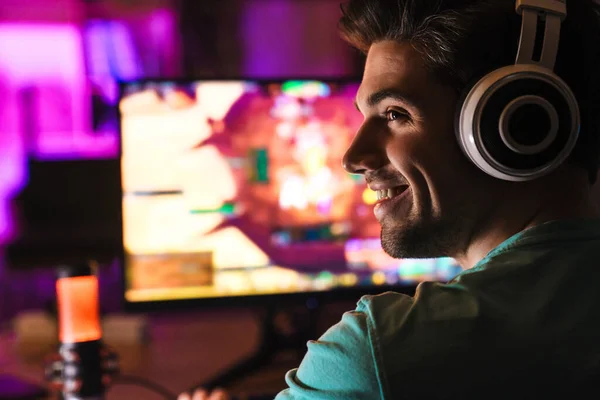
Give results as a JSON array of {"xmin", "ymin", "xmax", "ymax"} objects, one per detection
[{"xmin": 342, "ymin": 124, "xmax": 386, "ymax": 175}]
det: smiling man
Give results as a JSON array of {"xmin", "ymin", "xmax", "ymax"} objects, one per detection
[
  {"xmin": 273, "ymin": 0, "xmax": 600, "ymax": 399},
  {"xmin": 180, "ymin": 0, "xmax": 600, "ymax": 399}
]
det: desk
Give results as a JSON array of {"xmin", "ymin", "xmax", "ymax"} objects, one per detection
[{"xmin": 0, "ymin": 302, "xmax": 354, "ymax": 399}]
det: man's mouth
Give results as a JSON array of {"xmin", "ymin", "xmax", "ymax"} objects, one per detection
[{"xmin": 374, "ymin": 185, "xmax": 409, "ymax": 203}]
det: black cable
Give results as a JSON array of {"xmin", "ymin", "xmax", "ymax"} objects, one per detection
[{"xmin": 108, "ymin": 374, "xmax": 178, "ymax": 400}]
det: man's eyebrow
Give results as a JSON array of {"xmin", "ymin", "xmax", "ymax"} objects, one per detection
[{"xmin": 354, "ymin": 88, "xmax": 418, "ymax": 112}]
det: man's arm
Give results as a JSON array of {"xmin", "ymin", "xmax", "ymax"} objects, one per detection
[{"xmin": 275, "ymin": 308, "xmax": 384, "ymax": 400}]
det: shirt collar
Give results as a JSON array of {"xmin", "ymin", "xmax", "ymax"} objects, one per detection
[{"xmin": 450, "ymin": 218, "xmax": 600, "ymax": 281}]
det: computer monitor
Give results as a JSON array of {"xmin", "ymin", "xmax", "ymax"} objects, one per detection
[{"xmin": 119, "ymin": 79, "xmax": 462, "ymax": 310}]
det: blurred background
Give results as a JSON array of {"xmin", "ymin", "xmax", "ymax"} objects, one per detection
[
  {"xmin": 0, "ymin": 1, "xmax": 365, "ymax": 398},
  {"xmin": 0, "ymin": 0, "xmax": 361, "ymax": 322}
]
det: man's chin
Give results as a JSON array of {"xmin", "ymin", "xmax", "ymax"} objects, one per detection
[
  {"xmin": 380, "ymin": 223, "xmax": 415, "ymax": 259},
  {"xmin": 380, "ymin": 219, "xmax": 454, "ymax": 259},
  {"xmin": 381, "ymin": 233, "xmax": 417, "ymax": 259}
]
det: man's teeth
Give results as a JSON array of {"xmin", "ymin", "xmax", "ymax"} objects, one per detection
[{"xmin": 375, "ymin": 188, "xmax": 397, "ymax": 201}]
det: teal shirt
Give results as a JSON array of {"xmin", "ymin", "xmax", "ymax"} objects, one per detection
[{"xmin": 275, "ymin": 219, "xmax": 600, "ymax": 399}]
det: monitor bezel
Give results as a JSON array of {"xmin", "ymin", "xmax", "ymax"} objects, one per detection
[{"xmin": 117, "ymin": 77, "xmax": 424, "ymax": 313}]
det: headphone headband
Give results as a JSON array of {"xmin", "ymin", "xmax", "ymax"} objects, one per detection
[
  {"xmin": 516, "ymin": 0, "xmax": 566, "ymax": 16},
  {"xmin": 515, "ymin": 0, "xmax": 566, "ymax": 69}
]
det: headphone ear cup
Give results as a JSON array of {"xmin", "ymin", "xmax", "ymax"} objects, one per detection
[{"xmin": 456, "ymin": 64, "xmax": 580, "ymax": 182}]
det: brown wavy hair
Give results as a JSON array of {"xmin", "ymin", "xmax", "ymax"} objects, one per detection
[{"xmin": 339, "ymin": 0, "xmax": 600, "ymax": 183}]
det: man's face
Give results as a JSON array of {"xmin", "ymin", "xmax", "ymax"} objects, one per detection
[{"xmin": 344, "ymin": 41, "xmax": 497, "ymax": 259}]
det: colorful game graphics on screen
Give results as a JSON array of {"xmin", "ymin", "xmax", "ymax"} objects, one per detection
[{"xmin": 119, "ymin": 80, "xmax": 462, "ymax": 302}]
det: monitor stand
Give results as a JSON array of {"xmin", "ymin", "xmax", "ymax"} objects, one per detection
[{"xmin": 200, "ymin": 298, "xmax": 322, "ymax": 391}]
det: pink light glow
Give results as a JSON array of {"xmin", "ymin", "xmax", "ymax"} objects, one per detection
[
  {"xmin": 0, "ymin": 24, "xmax": 85, "ymax": 79},
  {"xmin": 0, "ymin": 23, "xmax": 89, "ymax": 243}
]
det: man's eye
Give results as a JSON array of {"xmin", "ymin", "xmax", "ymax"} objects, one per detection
[{"xmin": 386, "ymin": 110, "xmax": 407, "ymax": 122}]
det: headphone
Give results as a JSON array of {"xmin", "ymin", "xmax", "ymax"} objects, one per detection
[{"xmin": 457, "ymin": 0, "xmax": 580, "ymax": 181}]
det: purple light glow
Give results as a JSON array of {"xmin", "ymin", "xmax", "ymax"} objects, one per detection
[
  {"xmin": 85, "ymin": 21, "xmax": 123, "ymax": 104},
  {"xmin": 83, "ymin": 18, "xmax": 143, "ymax": 139},
  {"xmin": 0, "ymin": 23, "xmax": 120, "ymax": 162},
  {"xmin": 147, "ymin": 9, "xmax": 181, "ymax": 76},
  {"xmin": 0, "ymin": 8, "xmax": 182, "ymax": 324},
  {"xmin": 85, "ymin": 19, "xmax": 142, "ymax": 83},
  {"xmin": 241, "ymin": 0, "xmax": 354, "ymax": 77},
  {"xmin": 0, "ymin": 23, "xmax": 86, "ymax": 243},
  {"xmin": 0, "ymin": 24, "xmax": 90, "ymax": 153}
]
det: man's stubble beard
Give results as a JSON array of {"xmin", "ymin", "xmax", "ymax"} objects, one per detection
[{"xmin": 379, "ymin": 206, "xmax": 469, "ymax": 260}]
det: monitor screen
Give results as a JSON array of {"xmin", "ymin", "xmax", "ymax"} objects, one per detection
[{"xmin": 119, "ymin": 79, "xmax": 462, "ymax": 305}]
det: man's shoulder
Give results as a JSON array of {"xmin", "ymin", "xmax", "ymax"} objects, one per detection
[
  {"xmin": 357, "ymin": 281, "xmax": 480, "ymax": 330},
  {"xmin": 350, "ymin": 283, "xmax": 482, "ymax": 398}
]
